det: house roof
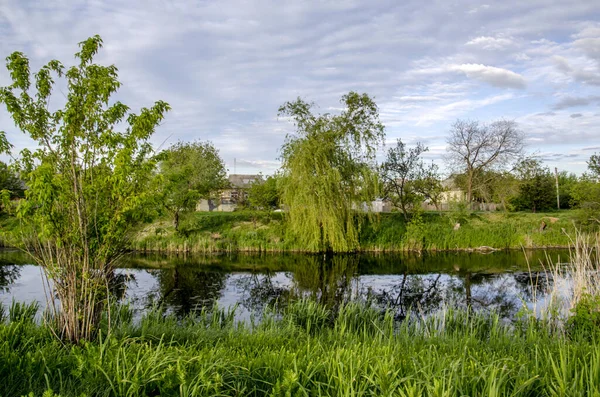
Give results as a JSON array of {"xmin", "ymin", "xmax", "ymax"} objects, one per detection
[
  {"xmin": 441, "ymin": 176, "xmax": 461, "ymax": 190},
  {"xmin": 228, "ymin": 174, "xmax": 263, "ymax": 188}
]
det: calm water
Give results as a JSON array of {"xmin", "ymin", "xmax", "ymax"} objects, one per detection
[{"xmin": 0, "ymin": 249, "xmax": 571, "ymax": 321}]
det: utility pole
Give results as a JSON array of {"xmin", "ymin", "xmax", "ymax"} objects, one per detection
[{"xmin": 554, "ymin": 167, "xmax": 560, "ymax": 210}]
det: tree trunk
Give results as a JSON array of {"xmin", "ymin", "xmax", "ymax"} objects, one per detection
[
  {"xmin": 174, "ymin": 211, "xmax": 179, "ymax": 231},
  {"xmin": 467, "ymin": 170, "xmax": 473, "ymax": 211}
]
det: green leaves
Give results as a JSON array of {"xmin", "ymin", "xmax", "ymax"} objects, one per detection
[
  {"xmin": 279, "ymin": 92, "xmax": 384, "ymax": 252},
  {"xmin": 158, "ymin": 141, "xmax": 228, "ymax": 230},
  {"xmin": 380, "ymin": 139, "xmax": 442, "ymax": 219},
  {"xmin": 0, "ymin": 36, "xmax": 170, "ymax": 342}
]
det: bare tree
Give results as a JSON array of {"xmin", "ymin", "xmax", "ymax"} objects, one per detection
[{"xmin": 445, "ymin": 119, "xmax": 525, "ymax": 207}]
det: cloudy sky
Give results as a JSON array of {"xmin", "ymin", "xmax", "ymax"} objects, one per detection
[{"xmin": 1, "ymin": 0, "xmax": 599, "ymax": 175}]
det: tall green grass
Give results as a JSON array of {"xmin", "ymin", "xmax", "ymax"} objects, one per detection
[
  {"xmin": 134, "ymin": 210, "xmax": 581, "ymax": 253},
  {"xmin": 2, "ymin": 299, "xmax": 600, "ymax": 396},
  {"xmin": 2, "ymin": 210, "xmax": 587, "ymax": 253}
]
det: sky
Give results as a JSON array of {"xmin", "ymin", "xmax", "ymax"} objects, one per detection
[{"xmin": 0, "ymin": 0, "xmax": 599, "ymax": 176}]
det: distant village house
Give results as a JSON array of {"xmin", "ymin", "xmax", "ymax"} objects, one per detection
[{"xmin": 197, "ymin": 174, "xmax": 263, "ymax": 212}]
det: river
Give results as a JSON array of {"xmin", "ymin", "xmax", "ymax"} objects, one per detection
[{"xmin": 0, "ymin": 248, "xmax": 572, "ymax": 321}]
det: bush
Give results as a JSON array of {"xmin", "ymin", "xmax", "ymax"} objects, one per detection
[{"xmin": 567, "ymin": 293, "xmax": 600, "ymax": 339}]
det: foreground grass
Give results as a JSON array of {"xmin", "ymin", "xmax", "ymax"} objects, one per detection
[
  {"xmin": 2, "ymin": 300, "xmax": 600, "ymax": 397},
  {"xmin": 128, "ymin": 210, "xmax": 585, "ymax": 253}
]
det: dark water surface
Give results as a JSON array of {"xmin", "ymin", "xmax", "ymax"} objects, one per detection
[{"xmin": 0, "ymin": 249, "xmax": 570, "ymax": 321}]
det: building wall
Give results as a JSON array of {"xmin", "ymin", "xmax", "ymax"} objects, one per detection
[{"xmin": 196, "ymin": 199, "xmax": 237, "ymax": 212}]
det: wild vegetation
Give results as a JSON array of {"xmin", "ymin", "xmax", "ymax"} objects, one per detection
[
  {"xmin": 3, "ymin": 296, "xmax": 600, "ymax": 396},
  {"xmin": 0, "ymin": 32, "xmax": 598, "ymax": 370},
  {"xmin": 125, "ymin": 209, "xmax": 583, "ymax": 253},
  {"xmin": 0, "ymin": 36, "xmax": 170, "ymax": 342}
]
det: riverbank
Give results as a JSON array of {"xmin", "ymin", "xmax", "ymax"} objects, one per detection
[
  {"xmin": 129, "ymin": 210, "xmax": 586, "ymax": 253},
  {"xmin": 1, "ymin": 210, "xmax": 591, "ymax": 254},
  {"xmin": 2, "ymin": 300, "xmax": 600, "ymax": 396}
]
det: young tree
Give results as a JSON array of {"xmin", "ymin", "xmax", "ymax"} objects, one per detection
[
  {"xmin": 0, "ymin": 36, "xmax": 170, "ymax": 342},
  {"xmin": 588, "ymin": 153, "xmax": 600, "ymax": 178},
  {"xmin": 512, "ymin": 159, "xmax": 555, "ymax": 212},
  {"xmin": 248, "ymin": 174, "xmax": 280, "ymax": 210},
  {"xmin": 279, "ymin": 92, "xmax": 385, "ymax": 252},
  {"xmin": 380, "ymin": 139, "xmax": 442, "ymax": 218},
  {"xmin": 445, "ymin": 119, "xmax": 525, "ymax": 208},
  {"xmin": 159, "ymin": 141, "xmax": 228, "ymax": 230}
]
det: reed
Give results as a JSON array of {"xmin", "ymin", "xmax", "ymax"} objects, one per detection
[{"xmin": 2, "ymin": 299, "xmax": 600, "ymax": 396}]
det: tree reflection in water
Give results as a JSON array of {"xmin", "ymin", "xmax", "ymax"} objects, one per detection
[
  {"xmin": 1, "ymin": 249, "xmax": 567, "ymax": 321},
  {"xmin": 148, "ymin": 268, "xmax": 227, "ymax": 317},
  {"xmin": 0, "ymin": 265, "xmax": 20, "ymax": 293}
]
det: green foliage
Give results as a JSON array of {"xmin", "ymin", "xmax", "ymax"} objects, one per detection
[
  {"xmin": 567, "ymin": 294, "xmax": 600, "ymax": 340},
  {"xmin": 128, "ymin": 209, "xmax": 584, "ymax": 254},
  {"xmin": 588, "ymin": 153, "xmax": 600, "ymax": 178},
  {"xmin": 512, "ymin": 159, "xmax": 556, "ymax": 212},
  {"xmin": 0, "ymin": 161, "xmax": 24, "ymax": 202},
  {"xmin": 556, "ymin": 171, "xmax": 579, "ymax": 210},
  {"xmin": 454, "ymin": 169, "xmax": 519, "ymax": 209},
  {"xmin": 158, "ymin": 141, "xmax": 227, "ymax": 230},
  {"xmin": 403, "ymin": 208, "xmax": 426, "ymax": 250},
  {"xmin": 380, "ymin": 139, "xmax": 442, "ymax": 218},
  {"xmin": 247, "ymin": 173, "xmax": 281, "ymax": 210},
  {"xmin": 0, "ymin": 35, "xmax": 170, "ymax": 342},
  {"xmin": 278, "ymin": 92, "xmax": 385, "ymax": 252},
  {"xmin": 8, "ymin": 300, "xmax": 38, "ymax": 324},
  {"xmin": 447, "ymin": 199, "xmax": 471, "ymax": 225},
  {"xmin": 4, "ymin": 302, "xmax": 600, "ymax": 396}
]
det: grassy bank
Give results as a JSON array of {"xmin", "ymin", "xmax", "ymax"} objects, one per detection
[
  {"xmin": 129, "ymin": 210, "xmax": 586, "ymax": 253},
  {"xmin": 1, "ymin": 209, "xmax": 591, "ymax": 254},
  {"xmin": 2, "ymin": 300, "xmax": 600, "ymax": 396}
]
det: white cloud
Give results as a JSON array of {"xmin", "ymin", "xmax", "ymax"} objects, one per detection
[
  {"xmin": 450, "ymin": 64, "xmax": 526, "ymax": 89},
  {"xmin": 0, "ymin": 0, "xmax": 599, "ymax": 174},
  {"xmin": 393, "ymin": 95, "xmax": 442, "ymax": 102},
  {"xmin": 465, "ymin": 36, "xmax": 514, "ymax": 50}
]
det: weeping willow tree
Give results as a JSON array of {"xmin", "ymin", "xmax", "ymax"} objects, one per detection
[{"xmin": 278, "ymin": 92, "xmax": 385, "ymax": 252}]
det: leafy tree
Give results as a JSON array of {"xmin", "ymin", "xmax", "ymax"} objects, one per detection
[
  {"xmin": 248, "ymin": 173, "xmax": 280, "ymax": 210},
  {"xmin": 0, "ymin": 161, "xmax": 24, "ymax": 211},
  {"xmin": 570, "ymin": 154, "xmax": 600, "ymax": 222},
  {"xmin": 412, "ymin": 166, "xmax": 445, "ymax": 211},
  {"xmin": 278, "ymin": 92, "xmax": 384, "ymax": 252},
  {"xmin": 454, "ymin": 169, "xmax": 519, "ymax": 211},
  {"xmin": 380, "ymin": 139, "xmax": 442, "ymax": 218},
  {"xmin": 557, "ymin": 171, "xmax": 578, "ymax": 210},
  {"xmin": 588, "ymin": 153, "xmax": 600, "ymax": 178},
  {"xmin": 512, "ymin": 159, "xmax": 555, "ymax": 212},
  {"xmin": 159, "ymin": 141, "xmax": 227, "ymax": 230},
  {"xmin": 445, "ymin": 119, "xmax": 524, "ymax": 208},
  {"xmin": 0, "ymin": 36, "xmax": 170, "ymax": 342}
]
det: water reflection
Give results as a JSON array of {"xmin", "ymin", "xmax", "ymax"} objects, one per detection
[
  {"xmin": 148, "ymin": 268, "xmax": 227, "ymax": 316},
  {"xmin": 0, "ymin": 249, "xmax": 572, "ymax": 321}
]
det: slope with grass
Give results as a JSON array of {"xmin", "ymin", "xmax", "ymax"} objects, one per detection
[{"xmin": 129, "ymin": 210, "xmax": 584, "ymax": 253}]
